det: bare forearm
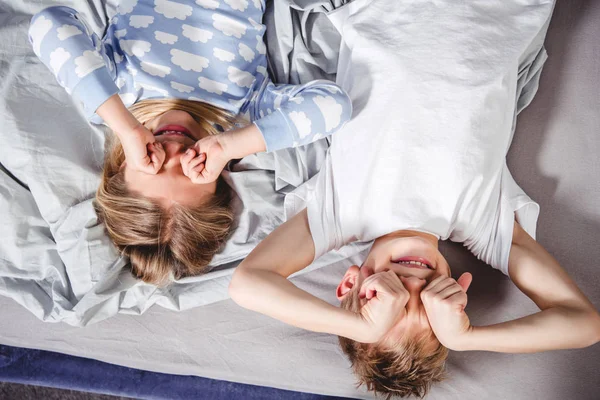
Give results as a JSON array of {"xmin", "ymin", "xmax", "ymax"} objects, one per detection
[
  {"xmin": 96, "ymin": 94, "xmax": 140, "ymax": 137},
  {"xmin": 230, "ymin": 268, "xmax": 363, "ymax": 341},
  {"xmin": 221, "ymin": 124, "xmax": 266, "ymax": 159},
  {"xmin": 463, "ymin": 306, "xmax": 600, "ymax": 353}
]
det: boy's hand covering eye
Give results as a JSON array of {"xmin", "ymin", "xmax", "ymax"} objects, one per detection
[
  {"xmin": 420, "ymin": 273, "xmax": 473, "ymax": 351},
  {"xmin": 355, "ymin": 270, "xmax": 410, "ymax": 343},
  {"xmin": 121, "ymin": 124, "xmax": 166, "ymax": 174},
  {"xmin": 181, "ymin": 135, "xmax": 229, "ymax": 184}
]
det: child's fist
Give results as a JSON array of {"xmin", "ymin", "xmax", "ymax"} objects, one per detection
[
  {"xmin": 181, "ymin": 135, "xmax": 229, "ymax": 184},
  {"xmin": 180, "ymin": 150, "xmax": 207, "ymax": 183},
  {"xmin": 355, "ymin": 270, "xmax": 410, "ymax": 343},
  {"xmin": 121, "ymin": 124, "xmax": 165, "ymax": 174},
  {"xmin": 420, "ymin": 273, "xmax": 473, "ymax": 350}
]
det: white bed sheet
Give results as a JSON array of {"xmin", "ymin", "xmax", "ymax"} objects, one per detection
[{"xmin": 1, "ymin": 0, "xmax": 600, "ymax": 399}]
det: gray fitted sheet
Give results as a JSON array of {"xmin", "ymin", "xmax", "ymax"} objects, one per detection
[
  {"xmin": 0, "ymin": 0, "xmax": 355, "ymax": 326},
  {"xmin": 1, "ymin": 0, "xmax": 599, "ymax": 399}
]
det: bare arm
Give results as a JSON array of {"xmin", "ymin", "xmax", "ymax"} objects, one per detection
[
  {"xmin": 96, "ymin": 94, "xmax": 165, "ymax": 174},
  {"xmin": 229, "ymin": 210, "xmax": 365, "ymax": 340},
  {"xmin": 462, "ymin": 222, "xmax": 600, "ymax": 352},
  {"xmin": 96, "ymin": 94, "xmax": 141, "ymax": 137},
  {"xmin": 229, "ymin": 209, "xmax": 408, "ymax": 343}
]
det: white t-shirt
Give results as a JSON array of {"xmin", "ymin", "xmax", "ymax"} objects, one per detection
[{"xmin": 304, "ymin": 0, "xmax": 549, "ymax": 275}]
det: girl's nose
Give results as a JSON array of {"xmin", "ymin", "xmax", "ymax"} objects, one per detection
[{"xmin": 160, "ymin": 140, "xmax": 185, "ymax": 157}]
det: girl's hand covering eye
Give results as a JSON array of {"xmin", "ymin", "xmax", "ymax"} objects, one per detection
[
  {"xmin": 181, "ymin": 135, "xmax": 230, "ymax": 184},
  {"xmin": 180, "ymin": 149, "xmax": 208, "ymax": 183},
  {"xmin": 120, "ymin": 124, "xmax": 166, "ymax": 174},
  {"xmin": 420, "ymin": 273, "xmax": 473, "ymax": 351},
  {"xmin": 354, "ymin": 270, "xmax": 410, "ymax": 343}
]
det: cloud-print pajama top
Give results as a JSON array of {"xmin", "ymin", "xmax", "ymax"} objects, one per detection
[{"xmin": 28, "ymin": 0, "xmax": 352, "ymax": 151}]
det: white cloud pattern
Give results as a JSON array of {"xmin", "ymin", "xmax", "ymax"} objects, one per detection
[
  {"xmin": 171, "ymin": 81, "xmax": 194, "ymax": 93},
  {"xmin": 125, "ymin": 64, "xmax": 138, "ymax": 76},
  {"xmin": 74, "ymin": 50, "xmax": 104, "ymax": 78},
  {"xmin": 118, "ymin": 0, "xmax": 138, "ymax": 14},
  {"xmin": 114, "ymin": 29, "xmax": 128, "ymax": 39},
  {"xmin": 227, "ymin": 66, "xmax": 254, "ymax": 88},
  {"xmin": 57, "ymin": 25, "xmax": 82, "ymax": 41},
  {"xmin": 154, "ymin": 0, "xmax": 193, "ymax": 20},
  {"xmin": 140, "ymin": 61, "xmax": 171, "ymax": 77},
  {"xmin": 29, "ymin": 15, "xmax": 53, "ymax": 56},
  {"xmin": 247, "ymin": 17, "xmax": 261, "ymax": 30},
  {"xmin": 196, "ymin": 0, "xmax": 219, "ymax": 9},
  {"xmin": 224, "ymin": 0, "xmax": 248, "ymax": 11},
  {"xmin": 238, "ymin": 43, "xmax": 255, "ymax": 62},
  {"xmin": 313, "ymin": 95, "xmax": 342, "ymax": 132},
  {"xmin": 213, "ymin": 14, "xmax": 247, "ymax": 38},
  {"xmin": 119, "ymin": 39, "xmax": 151, "ymax": 57},
  {"xmin": 256, "ymin": 65, "xmax": 267, "ymax": 76},
  {"xmin": 49, "ymin": 47, "xmax": 71, "ymax": 75},
  {"xmin": 199, "ymin": 77, "xmax": 228, "ymax": 95},
  {"xmin": 256, "ymin": 36, "xmax": 266, "ymax": 54},
  {"xmin": 213, "ymin": 48, "xmax": 235, "ymax": 62},
  {"xmin": 119, "ymin": 92, "xmax": 137, "ymax": 106},
  {"xmin": 288, "ymin": 111, "xmax": 312, "ymax": 139},
  {"xmin": 116, "ymin": 77, "xmax": 126, "ymax": 88},
  {"xmin": 170, "ymin": 49, "xmax": 209, "ymax": 72},
  {"xmin": 154, "ymin": 31, "xmax": 178, "ymax": 44},
  {"xmin": 129, "ymin": 15, "xmax": 154, "ymax": 28},
  {"xmin": 136, "ymin": 81, "xmax": 169, "ymax": 96},
  {"xmin": 182, "ymin": 25, "xmax": 213, "ymax": 43}
]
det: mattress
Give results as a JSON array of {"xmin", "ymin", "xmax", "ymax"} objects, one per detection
[{"xmin": 1, "ymin": 0, "xmax": 599, "ymax": 399}]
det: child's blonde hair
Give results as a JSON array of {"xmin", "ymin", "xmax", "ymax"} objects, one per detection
[
  {"xmin": 339, "ymin": 286, "xmax": 448, "ymax": 398},
  {"xmin": 94, "ymin": 99, "xmax": 237, "ymax": 285}
]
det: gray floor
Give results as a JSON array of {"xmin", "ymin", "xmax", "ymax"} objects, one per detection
[{"xmin": 0, "ymin": 382, "xmax": 131, "ymax": 400}]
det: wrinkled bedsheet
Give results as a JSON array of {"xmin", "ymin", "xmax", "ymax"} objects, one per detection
[
  {"xmin": 2, "ymin": 0, "xmax": 600, "ymax": 399},
  {"xmin": 0, "ymin": 0, "xmax": 359, "ymax": 326}
]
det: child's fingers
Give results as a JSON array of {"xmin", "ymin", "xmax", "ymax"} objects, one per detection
[
  {"xmin": 186, "ymin": 157, "xmax": 205, "ymax": 175},
  {"xmin": 436, "ymin": 284, "xmax": 463, "ymax": 300},
  {"xmin": 181, "ymin": 148, "xmax": 196, "ymax": 164},
  {"xmin": 421, "ymin": 275, "xmax": 448, "ymax": 293},
  {"xmin": 362, "ymin": 274, "xmax": 393, "ymax": 300},
  {"xmin": 456, "ymin": 272, "xmax": 473, "ymax": 293},
  {"xmin": 359, "ymin": 273, "xmax": 381, "ymax": 298},
  {"xmin": 189, "ymin": 163, "xmax": 206, "ymax": 183},
  {"xmin": 429, "ymin": 278, "xmax": 458, "ymax": 296},
  {"xmin": 181, "ymin": 150, "xmax": 202, "ymax": 175},
  {"xmin": 192, "ymin": 162, "xmax": 205, "ymax": 173}
]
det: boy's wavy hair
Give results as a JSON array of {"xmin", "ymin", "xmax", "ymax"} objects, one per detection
[
  {"xmin": 94, "ymin": 99, "xmax": 237, "ymax": 285},
  {"xmin": 339, "ymin": 287, "xmax": 449, "ymax": 399}
]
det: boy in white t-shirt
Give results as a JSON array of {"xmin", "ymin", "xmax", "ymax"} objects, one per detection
[{"xmin": 228, "ymin": 0, "xmax": 600, "ymax": 397}]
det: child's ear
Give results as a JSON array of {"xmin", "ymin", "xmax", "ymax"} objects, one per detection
[{"xmin": 336, "ymin": 265, "xmax": 361, "ymax": 300}]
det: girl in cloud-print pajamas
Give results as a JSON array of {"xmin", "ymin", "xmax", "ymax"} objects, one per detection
[
  {"xmin": 29, "ymin": 0, "xmax": 351, "ymax": 151},
  {"xmin": 28, "ymin": 0, "xmax": 353, "ymax": 284}
]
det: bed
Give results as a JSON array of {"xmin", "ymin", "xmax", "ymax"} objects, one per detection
[{"xmin": 1, "ymin": 0, "xmax": 599, "ymax": 399}]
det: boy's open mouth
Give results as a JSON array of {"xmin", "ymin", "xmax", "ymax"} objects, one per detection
[
  {"xmin": 154, "ymin": 124, "xmax": 195, "ymax": 141},
  {"xmin": 392, "ymin": 257, "xmax": 433, "ymax": 270}
]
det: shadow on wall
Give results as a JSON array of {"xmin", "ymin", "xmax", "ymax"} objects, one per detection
[{"xmin": 438, "ymin": 1, "xmax": 600, "ymax": 399}]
